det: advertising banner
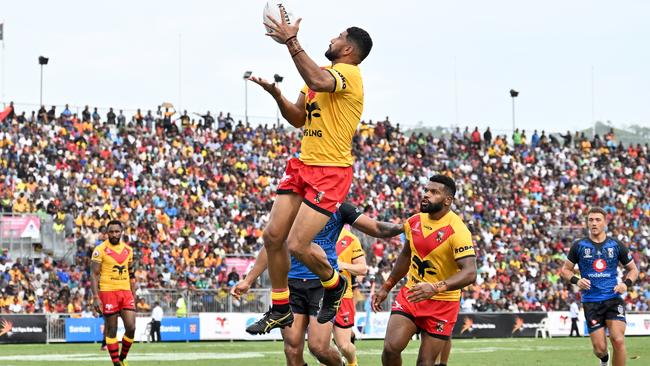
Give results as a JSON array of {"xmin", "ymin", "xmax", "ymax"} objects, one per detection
[
  {"xmin": 452, "ymin": 313, "xmax": 548, "ymax": 338},
  {"xmin": 65, "ymin": 317, "xmax": 152, "ymax": 342},
  {"xmin": 199, "ymin": 313, "xmax": 283, "ymax": 340},
  {"xmin": 160, "ymin": 317, "xmax": 200, "ymax": 341},
  {"xmin": 0, "ymin": 215, "xmax": 41, "ymax": 239},
  {"xmin": 0, "ymin": 315, "xmax": 47, "ymax": 344}
]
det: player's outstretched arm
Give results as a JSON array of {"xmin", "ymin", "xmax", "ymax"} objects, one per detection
[
  {"xmin": 264, "ymin": 15, "xmax": 335, "ymax": 92},
  {"xmin": 231, "ymin": 247, "xmax": 269, "ymax": 300},
  {"xmin": 352, "ymin": 215, "xmax": 404, "ymax": 238},
  {"xmin": 248, "ymin": 76, "xmax": 306, "ymax": 128},
  {"xmin": 338, "ymin": 255, "xmax": 367, "ymax": 276}
]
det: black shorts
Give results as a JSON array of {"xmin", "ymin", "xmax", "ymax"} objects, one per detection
[
  {"xmin": 583, "ymin": 297, "xmax": 626, "ymax": 334},
  {"xmin": 289, "ymin": 278, "xmax": 324, "ymax": 316}
]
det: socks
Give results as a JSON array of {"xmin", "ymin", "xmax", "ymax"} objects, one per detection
[
  {"xmin": 105, "ymin": 337, "xmax": 120, "ymax": 364},
  {"xmin": 600, "ymin": 353, "xmax": 609, "ymax": 363},
  {"xmin": 120, "ymin": 335, "xmax": 133, "ymax": 361},
  {"xmin": 271, "ymin": 288, "xmax": 290, "ymax": 313},
  {"xmin": 322, "ymin": 269, "xmax": 341, "ymax": 290}
]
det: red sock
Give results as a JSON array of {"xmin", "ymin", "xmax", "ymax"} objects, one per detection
[
  {"xmin": 120, "ymin": 335, "xmax": 133, "ymax": 360},
  {"xmin": 105, "ymin": 337, "xmax": 120, "ymax": 364}
]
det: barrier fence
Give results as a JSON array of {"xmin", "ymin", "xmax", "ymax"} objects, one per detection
[{"xmin": 1, "ymin": 311, "xmax": 648, "ymax": 344}]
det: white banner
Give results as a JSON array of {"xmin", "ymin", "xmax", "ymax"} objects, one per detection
[
  {"xmin": 199, "ymin": 313, "xmax": 283, "ymax": 340},
  {"xmin": 353, "ymin": 311, "xmax": 390, "ymax": 339},
  {"xmin": 113, "ymin": 316, "xmax": 152, "ymax": 342},
  {"xmin": 547, "ymin": 311, "xmax": 650, "ymax": 337}
]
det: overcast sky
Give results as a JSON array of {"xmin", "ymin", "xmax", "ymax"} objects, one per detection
[{"xmin": 1, "ymin": 0, "xmax": 648, "ymax": 133}]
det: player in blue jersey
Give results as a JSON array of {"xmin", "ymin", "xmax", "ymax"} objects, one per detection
[
  {"xmin": 561, "ymin": 207, "xmax": 638, "ymax": 366},
  {"xmin": 232, "ymin": 202, "xmax": 403, "ymax": 366}
]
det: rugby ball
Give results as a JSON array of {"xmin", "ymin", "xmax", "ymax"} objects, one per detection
[{"xmin": 263, "ymin": 1, "xmax": 296, "ymax": 44}]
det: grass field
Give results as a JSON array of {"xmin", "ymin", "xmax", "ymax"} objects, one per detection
[{"xmin": 0, "ymin": 337, "xmax": 647, "ymax": 365}]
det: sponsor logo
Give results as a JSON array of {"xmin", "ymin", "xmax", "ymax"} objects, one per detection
[
  {"xmin": 592, "ymin": 259, "xmax": 607, "ymax": 273},
  {"xmin": 69, "ymin": 326, "xmax": 92, "ymax": 333},
  {"xmin": 161, "ymin": 325, "xmax": 181, "ymax": 333},
  {"xmin": 512, "ymin": 317, "xmax": 544, "ymax": 333},
  {"xmin": 105, "ymin": 304, "xmax": 114, "ymax": 311},
  {"xmin": 279, "ymin": 174, "xmax": 292, "ymax": 184},
  {"xmin": 0, "ymin": 318, "xmax": 13, "ymax": 337},
  {"xmin": 189, "ymin": 324, "xmax": 197, "ymax": 333},
  {"xmin": 460, "ymin": 316, "xmax": 497, "ymax": 334},
  {"xmin": 644, "ymin": 319, "xmax": 650, "ymax": 330},
  {"xmin": 0, "ymin": 318, "xmax": 44, "ymax": 337},
  {"xmin": 587, "ymin": 272, "xmax": 611, "ymax": 278},
  {"xmin": 112, "ymin": 265, "xmax": 127, "ymax": 276},
  {"xmin": 454, "ymin": 245, "xmax": 473, "ymax": 254},
  {"xmin": 411, "ymin": 255, "xmax": 436, "ymax": 278},
  {"xmin": 303, "ymin": 129, "xmax": 323, "ymax": 137},
  {"xmin": 424, "ymin": 225, "xmax": 433, "ymax": 230}
]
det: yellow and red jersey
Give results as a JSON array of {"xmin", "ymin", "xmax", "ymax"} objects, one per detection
[
  {"xmin": 299, "ymin": 62, "xmax": 364, "ymax": 167},
  {"xmin": 404, "ymin": 211, "xmax": 475, "ymax": 301},
  {"xmin": 336, "ymin": 228, "xmax": 364, "ymax": 299},
  {"xmin": 91, "ymin": 240, "xmax": 133, "ymax": 291}
]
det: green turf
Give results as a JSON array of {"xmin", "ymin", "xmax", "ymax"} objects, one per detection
[{"xmin": 0, "ymin": 337, "xmax": 647, "ymax": 365}]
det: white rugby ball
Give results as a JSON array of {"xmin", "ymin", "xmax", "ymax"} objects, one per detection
[{"xmin": 263, "ymin": 1, "xmax": 296, "ymax": 44}]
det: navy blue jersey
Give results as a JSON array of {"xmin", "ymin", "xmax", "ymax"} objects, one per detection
[
  {"xmin": 288, "ymin": 203, "xmax": 363, "ymax": 280},
  {"xmin": 567, "ymin": 237, "xmax": 632, "ymax": 302}
]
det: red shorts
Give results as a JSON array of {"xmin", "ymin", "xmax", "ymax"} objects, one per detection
[
  {"xmin": 391, "ymin": 287, "xmax": 459, "ymax": 339},
  {"xmin": 99, "ymin": 290, "xmax": 135, "ymax": 315},
  {"xmin": 334, "ymin": 297, "xmax": 355, "ymax": 328},
  {"xmin": 277, "ymin": 158, "xmax": 353, "ymax": 215}
]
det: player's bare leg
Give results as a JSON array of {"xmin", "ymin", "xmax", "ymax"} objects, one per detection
[
  {"xmin": 288, "ymin": 203, "xmax": 347, "ymax": 323},
  {"xmin": 119, "ymin": 309, "xmax": 136, "ymax": 364},
  {"xmin": 281, "ymin": 314, "xmax": 309, "ymax": 366},
  {"xmin": 607, "ymin": 320, "xmax": 627, "ymax": 366},
  {"xmin": 435, "ymin": 339, "xmax": 451, "ymax": 365},
  {"xmin": 103, "ymin": 313, "xmax": 122, "ymax": 366},
  {"xmin": 306, "ymin": 317, "xmax": 343, "ymax": 366},
  {"xmin": 589, "ymin": 327, "xmax": 610, "ymax": 365},
  {"xmin": 382, "ymin": 314, "xmax": 418, "ymax": 366},
  {"xmin": 417, "ymin": 332, "xmax": 448, "ymax": 366},
  {"xmin": 334, "ymin": 326, "xmax": 357, "ymax": 365},
  {"xmin": 247, "ymin": 194, "xmax": 302, "ymax": 334}
]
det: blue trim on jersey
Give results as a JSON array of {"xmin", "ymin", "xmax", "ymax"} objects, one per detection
[
  {"xmin": 574, "ymin": 238, "xmax": 622, "ymax": 302},
  {"xmin": 288, "ymin": 211, "xmax": 342, "ymax": 280}
]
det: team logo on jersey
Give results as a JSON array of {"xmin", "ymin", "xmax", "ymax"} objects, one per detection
[
  {"xmin": 411, "ymin": 221, "xmax": 421, "ymax": 233},
  {"xmin": 592, "ymin": 259, "xmax": 607, "ymax": 272},
  {"xmin": 279, "ymin": 174, "xmax": 292, "ymax": 184},
  {"xmin": 112, "ymin": 265, "xmax": 127, "ymax": 276},
  {"xmin": 92, "ymin": 250, "xmax": 100, "ymax": 258},
  {"xmin": 435, "ymin": 321, "xmax": 445, "ymax": 333},
  {"xmin": 617, "ymin": 305, "xmax": 625, "ymax": 317},
  {"xmin": 412, "ymin": 255, "xmax": 436, "ymax": 278},
  {"xmin": 583, "ymin": 248, "xmax": 592, "ymax": 258},
  {"xmin": 607, "ymin": 247, "xmax": 614, "ymax": 258},
  {"xmin": 436, "ymin": 230, "xmax": 445, "ymax": 243},
  {"xmin": 392, "ymin": 300, "xmax": 403, "ymax": 311}
]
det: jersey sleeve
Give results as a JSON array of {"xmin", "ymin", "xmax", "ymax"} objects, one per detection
[
  {"xmin": 340, "ymin": 202, "xmax": 363, "ymax": 225},
  {"xmin": 451, "ymin": 227, "xmax": 475, "ymax": 260},
  {"xmin": 351, "ymin": 239, "xmax": 365, "ymax": 260},
  {"xmin": 300, "ymin": 84, "xmax": 308, "ymax": 95},
  {"xmin": 91, "ymin": 246, "xmax": 103, "ymax": 263},
  {"xmin": 567, "ymin": 241, "xmax": 580, "ymax": 264},
  {"xmin": 616, "ymin": 240, "xmax": 633, "ymax": 265},
  {"xmin": 327, "ymin": 63, "xmax": 360, "ymax": 94}
]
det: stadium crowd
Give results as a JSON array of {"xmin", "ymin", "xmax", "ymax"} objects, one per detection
[{"xmin": 0, "ymin": 102, "xmax": 649, "ymax": 315}]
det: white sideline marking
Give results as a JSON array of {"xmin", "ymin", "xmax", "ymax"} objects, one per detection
[{"xmin": 0, "ymin": 352, "xmax": 265, "ymax": 361}]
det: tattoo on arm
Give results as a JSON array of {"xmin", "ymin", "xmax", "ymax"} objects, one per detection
[
  {"xmin": 377, "ymin": 222, "xmax": 404, "ymax": 238},
  {"xmin": 285, "ymin": 37, "xmax": 304, "ymax": 58}
]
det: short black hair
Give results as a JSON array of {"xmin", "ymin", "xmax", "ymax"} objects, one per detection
[
  {"xmin": 107, "ymin": 220, "xmax": 123, "ymax": 229},
  {"xmin": 346, "ymin": 27, "xmax": 373, "ymax": 63},
  {"xmin": 429, "ymin": 175, "xmax": 457, "ymax": 197}
]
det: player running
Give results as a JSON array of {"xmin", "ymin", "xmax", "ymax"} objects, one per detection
[
  {"xmin": 90, "ymin": 220, "xmax": 136, "ymax": 366},
  {"xmin": 561, "ymin": 207, "xmax": 639, "ymax": 366},
  {"xmin": 247, "ymin": 11, "xmax": 373, "ymax": 332},
  {"xmin": 233, "ymin": 202, "xmax": 401, "ymax": 366},
  {"xmin": 372, "ymin": 175, "xmax": 477, "ymax": 366}
]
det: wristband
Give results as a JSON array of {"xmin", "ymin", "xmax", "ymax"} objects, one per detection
[
  {"xmin": 624, "ymin": 278, "xmax": 633, "ymax": 288},
  {"xmin": 570, "ymin": 276, "xmax": 579, "ymax": 285},
  {"xmin": 284, "ymin": 36, "xmax": 297, "ymax": 44}
]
